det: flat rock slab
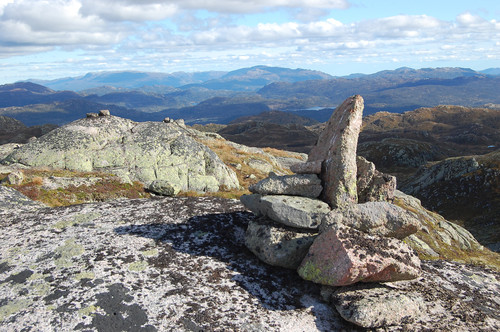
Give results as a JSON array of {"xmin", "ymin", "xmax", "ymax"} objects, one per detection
[
  {"xmin": 245, "ymin": 218, "xmax": 318, "ymax": 269},
  {"xmin": 240, "ymin": 194, "xmax": 331, "ymax": 230},
  {"xmin": 0, "ymin": 196, "xmax": 344, "ymax": 331},
  {"xmin": 308, "ymin": 95, "xmax": 364, "ymax": 208},
  {"xmin": 0, "ymin": 192, "xmax": 499, "ymax": 331},
  {"xmin": 331, "ymin": 284, "xmax": 426, "ymax": 328},
  {"xmin": 320, "ymin": 201, "xmax": 421, "ymax": 239},
  {"xmin": 298, "ymin": 224, "xmax": 421, "ymax": 286},
  {"xmin": 249, "ymin": 174, "xmax": 322, "ymax": 198}
]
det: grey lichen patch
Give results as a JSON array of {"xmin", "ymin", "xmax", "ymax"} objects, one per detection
[
  {"xmin": 52, "ymin": 212, "xmax": 101, "ymax": 230},
  {"xmin": 54, "ymin": 239, "xmax": 85, "ymax": 268},
  {"xmin": 128, "ymin": 260, "xmax": 149, "ymax": 272}
]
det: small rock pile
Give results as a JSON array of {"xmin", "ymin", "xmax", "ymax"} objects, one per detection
[{"xmin": 241, "ymin": 95, "xmax": 424, "ymax": 327}]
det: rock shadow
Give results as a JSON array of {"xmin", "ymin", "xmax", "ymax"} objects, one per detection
[{"xmin": 114, "ymin": 210, "xmax": 351, "ymax": 330}]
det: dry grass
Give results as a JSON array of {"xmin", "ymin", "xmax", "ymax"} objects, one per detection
[{"xmin": 7, "ymin": 169, "xmax": 150, "ymax": 207}]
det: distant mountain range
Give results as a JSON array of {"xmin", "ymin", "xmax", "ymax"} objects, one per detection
[{"xmin": 0, "ymin": 65, "xmax": 498, "ymax": 126}]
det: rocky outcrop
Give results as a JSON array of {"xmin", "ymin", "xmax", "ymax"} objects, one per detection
[
  {"xmin": 401, "ymin": 156, "xmax": 480, "ymax": 195},
  {"xmin": 0, "ymin": 188, "xmax": 498, "ymax": 331},
  {"xmin": 2, "ymin": 115, "xmax": 239, "ymax": 193}
]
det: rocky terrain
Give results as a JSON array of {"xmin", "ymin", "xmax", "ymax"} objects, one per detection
[{"xmin": 1, "ymin": 97, "xmax": 499, "ymax": 330}]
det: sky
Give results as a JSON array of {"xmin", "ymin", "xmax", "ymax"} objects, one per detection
[{"xmin": 0, "ymin": 0, "xmax": 499, "ymax": 84}]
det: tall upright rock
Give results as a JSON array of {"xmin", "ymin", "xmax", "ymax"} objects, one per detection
[{"xmin": 293, "ymin": 95, "xmax": 364, "ymax": 208}]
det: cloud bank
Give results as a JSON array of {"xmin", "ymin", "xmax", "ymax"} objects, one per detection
[{"xmin": 0, "ymin": 0, "xmax": 498, "ymax": 80}]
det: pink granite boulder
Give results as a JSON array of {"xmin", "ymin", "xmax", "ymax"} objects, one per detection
[{"xmin": 297, "ymin": 224, "xmax": 421, "ymax": 286}]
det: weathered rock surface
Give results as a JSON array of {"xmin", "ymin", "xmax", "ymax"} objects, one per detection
[
  {"xmin": 1, "ymin": 116, "xmax": 239, "ymax": 193},
  {"xmin": 0, "ymin": 186, "xmax": 46, "ymax": 213},
  {"xmin": 356, "ymin": 156, "xmax": 397, "ymax": 202},
  {"xmin": 240, "ymin": 194, "xmax": 331, "ymax": 230},
  {"xmin": 331, "ymin": 284, "xmax": 425, "ymax": 328},
  {"xmin": 0, "ymin": 170, "xmax": 24, "ymax": 185},
  {"xmin": 298, "ymin": 224, "xmax": 421, "ymax": 286},
  {"xmin": 245, "ymin": 218, "xmax": 317, "ymax": 269},
  {"xmin": 0, "ymin": 189, "xmax": 499, "ymax": 331},
  {"xmin": 401, "ymin": 156, "xmax": 480, "ymax": 195},
  {"xmin": 249, "ymin": 174, "xmax": 322, "ymax": 198},
  {"xmin": 290, "ymin": 160, "xmax": 322, "ymax": 174},
  {"xmin": 320, "ymin": 201, "xmax": 421, "ymax": 239},
  {"xmin": 307, "ymin": 95, "xmax": 364, "ymax": 208},
  {"xmin": 148, "ymin": 180, "xmax": 181, "ymax": 196}
]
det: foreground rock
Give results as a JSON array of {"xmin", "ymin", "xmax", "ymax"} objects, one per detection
[
  {"xmin": 298, "ymin": 224, "xmax": 421, "ymax": 286},
  {"xmin": 0, "ymin": 192, "xmax": 498, "ymax": 331},
  {"xmin": 1, "ymin": 115, "xmax": 239, "ymax": 193},
  {"xmin": 245, "ymin": 218, "xmax": 317, "ymax": 269},
  {"xmin": 330, "ymin": 284, "xmax": 425, "ymax": 328}
]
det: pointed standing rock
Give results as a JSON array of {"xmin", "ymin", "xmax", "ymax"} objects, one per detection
[{"xmin": 308, "ymin": 95, "xmax": 364, "ymax": 208}]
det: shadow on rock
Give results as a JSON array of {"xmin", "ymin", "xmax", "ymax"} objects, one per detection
[{"xmin": 114, "ymin": 210, "xmax": 353, "ymax": 331}]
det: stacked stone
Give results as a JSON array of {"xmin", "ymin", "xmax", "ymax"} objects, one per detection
[{"xmin": 241, "ymin": 96, "xmax": 424, "ymax": 327}]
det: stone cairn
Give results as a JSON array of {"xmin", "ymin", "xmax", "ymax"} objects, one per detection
[{"xmin": 241, "ymin": 96, "xmax": 423, "ymax": 324}]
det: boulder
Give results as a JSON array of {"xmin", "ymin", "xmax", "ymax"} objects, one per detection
[
  {"xmin": 298, "ymin": 224, "xmax": 421, "ymax": 286},
  {"xmin": 357, "ymin": 156, "xmax": 396, "ymax": 203},
  {"xmin": 148, "ymin": 180, "xmax": 181, "ymax": 196},
  {"xmin": 240, "ymin": 194, "xmax": 331, "ymax": 230},
  {"xmin": 2, "ymin": 116, "xmax": 239, "ymax": 193},
  {"xmin": 1, "ymin": 170, "xmax": 24, "ymax": 185},
  {"xmin": 320, "ymin": 202, "xmax": 421, "ymax": 239},
  {"xmin": 249, "ymin": 174, "xmax": 322, "ymax": 198},
  {"xmin": 331, "ymin": 284, "xmax": 425, "ymax": 328},
  {"xmin": 99, "ymin": 109, "xmax": 111, "ymax": 116},
  {"xmin": 86, "ymin": 113, "xmax": 99, "ymax": 118},
  {"xmin": 307, "ymin": 95, "xmax": 364, "ymax": 208},
  {"xmin": 290, "ymin": 160, "xmax": 322, "ymax": 174},
  {"xmin": 244, "ymin": 218, "xmax": 317, "ymax": 269}
]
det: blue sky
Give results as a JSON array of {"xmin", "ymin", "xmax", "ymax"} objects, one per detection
[{"xmin": 0, "ymin": 0, "xmax": 499, "ymax": 84}]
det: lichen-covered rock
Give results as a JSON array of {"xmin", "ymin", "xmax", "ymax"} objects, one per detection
[
  {"xmin": 331, "ymin": 284, "xmax": 426, "ymax": 328},
  {"xmin": 320, "ymin": 202, "xmax": 421, "ymax": 239},
  {"xmin": 148, "ymin": 180, "xmax": 181, "ymax": 196},
  {"xmin": 249, "ymin": 174, "xmax": 322, "ymax": 198},
  {"xmin": 244, "ymin": 218, "xmax": 317, "ymax": 269},
  {"xmin": 307, "ymin": 95, "xmax": 364, "ymax": 208},
  {"xmin": 0, "ymin": 186, "xmax": 46, "ymax": 213},
  {"xmin": 290, "ymin": 160, "xmax": 322, "ymax": 174},
  {"xmin": 356, "ymin": 156, "xmax": 396, "ymax": 202},
  {"xmin": 240, "ymin": 194, "xmax": 331, "ymax": 230},
  {"xmin": 2, "ymin": 116, "xmax": 239, "ymax": 193},
  {"xmin": 298, "ymin": 224, "xmax": 421, "ymax": 286},
  {"xmin": 401, "ymin": 156, "xmax": 480, "ymax": 195},
  {"xmin": 1, "ymin": 170, "xmax": 24, "ymax": 185}
]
